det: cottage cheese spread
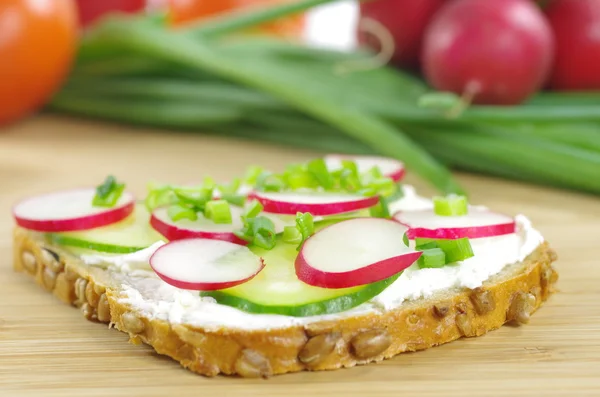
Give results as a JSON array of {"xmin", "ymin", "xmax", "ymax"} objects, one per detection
[{"xmin": 79, "ymin": 186, "xmax": 544, "ymax": 330}]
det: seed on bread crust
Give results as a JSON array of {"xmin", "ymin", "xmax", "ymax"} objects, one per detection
[
  {"xmin": 235, "ymin": 349, "xmax": 272, "ymax": 378},
  {"xmin": 21, "ymin": 251, "xmax": 37, "ymax": 274},
  {"xmin": 97, "ymin": 294, "xmax": 110, "ymax": 323},
  {"xmin": 433, "ymin": 304, "xmax": 450, "ymax": 318},
  {"xmin": 121, "ymin": 312, "xmax": 145, "ymax": 334},
  {"xmin": 85, "ymin": 282, "xmax": 100, "ymax": 308},
  {"xmin": 42, "ymin": 267, "xmax": 57, "ymax": 291},
  {"xmin": 74, "ymin": 278, "xmax": 88, "ymax": 305},
  {"xmin": 507, "ymin": 291, "xmax": 536, "ymax": 325},
  {"xmin": 298, "ymin": 332, "xmax": 341, "ymax": 367},
  {"xmin": 42, "ymin": 248, "xmax": 63, "ymax": 273},
  {"xmin": 455, "ymin": 313, "xmax": 473, "ymax": 336},
  {"xmin": 470, "ymin": 288, "xmax": 496, "ymax": 315},
  {"xmin": 350, "ymin": 329, "xmax": 392, "ymax": 359}
]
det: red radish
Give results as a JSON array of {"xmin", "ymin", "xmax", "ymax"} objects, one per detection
[
  {"xmin": 394, "ymin": 208, "xmax": 516, "ymax": 240},
  {"xmin": 13, "ymin": 189, "xmax": 135, "ymax": 233},
  {"xmin": 324, "ymin": 154, "xmax": 405, "ymax": 182},
  {"xmin": 249, "ymin": 191, "xmax": 379, "ymax": 216},
  {"xmin": 422, "ymin": 0, "xmax": 554, "ymax": 105},
  {"xmin": 75, "ymin": 0, "xmax": 147, "ymax": 28},
  {"xmin": 151, "ymin": 206, "xmax": 248, "ymax": 245},
  {"xmin": 296, "ymin": 218, "xmax": 422, "ymax": 289},
  {"xmin": 357, "ymin": 0, "xmax": 446, "ymax": 69},
  {"xmin": 150, "ymin": 239, "xmax": 264, "ymax": 291},
  {"xmin": 545, "ymin": 0, "xmax": 600, "ymax": 90}
]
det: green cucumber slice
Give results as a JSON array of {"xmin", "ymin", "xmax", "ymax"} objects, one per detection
[
  {"xmin": 201, "ymin": 233, "xmax": 400, "ymax": 317},
  {"xmin": 46, "ymin": 205, "xmax": 163, "ymax": 254}
]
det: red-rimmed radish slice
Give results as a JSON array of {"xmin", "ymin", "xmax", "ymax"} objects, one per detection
[
  {"xmin": 324, "ymin": 154, "xmax": 406, "ymax": 182},
  {"xmin": 296, "ymin": 218, "xmax": 422, "ymax": 289},
  {"xmin": 249, "ymin": 191, "xmax": 379, "ymax": 216},
  {"xmin": 150, "ymin": 206, "xmax": 291, "ymax": 244},
  {"xmin": 151, "ymin": 206, "xmax": 247, "ymax": 245},
  {"xmin": 150, "ymin": 239, "xmax": 264, "ymax": 291},
  {"xmin": 394, "ymin": 208, "xmax": 516, "ymax": 240},
  {"xmin": 13, "ymin": 189, "xmax": 135, "ymax": 233}
]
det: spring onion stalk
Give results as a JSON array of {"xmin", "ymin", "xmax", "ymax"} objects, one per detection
[
  {"xmin": 204, "ymin": 200, "xmax": 233, "ymax": 224},
  {"xmin": 433, "ymin": 195, "xmax": 468, "ymax": 216},
  {"xmin": 92, "ymin": 175, "xmax": 125, "ymax": 207},
  {"xmin": 417, "ymin": 248, "xmax": 446, "ymax": 269},
  {"xmin": 96, "ymin": 20, "xmax": 463, "ymax": 195}
]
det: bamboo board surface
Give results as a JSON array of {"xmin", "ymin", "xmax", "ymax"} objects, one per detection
[{"xmin": 1, "ymin": 115, "xmax": 599, "ymax": 397}]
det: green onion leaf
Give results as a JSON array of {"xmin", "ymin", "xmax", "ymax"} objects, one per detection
[
  {"xmin": 244, "ymin": 166, "xmax": 265, "ymax": 185},
  {"xmin": 244, "ymin": 200, "xmax": 264, "ymax": 218},
  {"xmin": 92, "ymin": 175, "xmax": 125, "ymax": 207},
  {"xmin": 337, "ymin": 169, "xmax": 361, "ymax": 192},
  {"xmin": 417, "ymin": 248, "xmax": 446, "ymax": 269},
  {"xmin": 248, "ymin": 216, "xmax": 277, "ymax": 250},
  {"xmin": 435, "ymin": 238, "xmax": 474, "ymax": 263},
  {"xmin": 306, "ymin": 158, "xmax": 334, "ymax": 189},
  {"xmin": 433, "ymin": 194, "xmax": 468, "ymax": 216},
  {"xmin": 418, "ymin": 92, "xmax": 461, "ymax": 110},
  {"xmin": 341, "ymin": 159, "xmax": 359, "ymax": 178},
  {"xmin": 167, "ymin": 204, "xmax": 198, "ymax": 222},
  {"xmin": 204, "ymin": 199, "xmax": 232, "ymax": 224},
  {"xmin": 145, "ymin": 185, "xmax": 176, "ymax": 212},
  {"xmin": 174, "ymin": 187, "xmax": 212, "ymax": 210},
  {"xmin": 284, "ymin": 166, "xmax": 319, "ymax": 190},
  {"xmin": 203, "ymin": 176, "xmax": 217, "ymax": 190},
  {"xmin": 255, "ymin": 172, "xmax": 286, "ymax": 192},
  {"xmin": 220, "ymin": 193, "xmax": 246, "ymax": 207},
  {"xmin": 282, "ymin": 225, "xmax": 302, "ymax": 244},
  {"xmin": 295, "ymin": 212, "xmax": 315, "ymax": 250},
  {"xmin": 369, "ymin": 196, "xmax": 391, "ymax": 218}
]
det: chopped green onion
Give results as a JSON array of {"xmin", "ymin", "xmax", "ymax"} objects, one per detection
[
  {"xmin": 167, "ymin": 204, "xmax": 198, "ymax": 222},
  {"xmin": 435, "ymin": 238, "xmax": 474, "ymax": 263},
  {"xmin": 307, "ymin": 158, "xmax": 334, "ymax": 189},
  {"xmin": 415, "ymin": 241, "xmax": 439, "ymax": 251},
  {"xmin": 295, "ymin": 212, "xmax": 314, "ymax": 250},
  {"xmin": 218, "ymin": 178, "xmax": 242, "ymax": 195},
  {"xmin": 220, "ymin": 193, "xmax": 246, "ymax": 207},
  {"xmin": 204, "ymin": 199, "xmax": 232, "ymax": 224},
  {"xmin": 369, "ymin": 196, "xmax": 390, "ymax": 218},
  {"xmin": 244, "ymin": 200, "xmax": 264, "ymax": 218},
  {"xmin": 145, "ymin": 185, "xmax": 176, "ymax": 211},
  {"xmin": 203, "ymin": 176, "xmax": 217, "ymax": 190},
  {"xmin": 282, "ymin": 226, "xmax": 302, "ymax": 244},
  {"xmin": 433, "ymin": 194, "xmax": 468, "ymax": 216},
  {"xmin": 340, "ymin": 159, "xmax": 359, "ymax": 178},
  {"xmin": 92, "ymin": 175, "xmax": 125, "ymax": 207},
  {"xmin": 174, "ymin": 187, "xmax": 213, "ymax": 210},
  {"xmin": 337, "ymin": 168, "xmax": 361, "ymax": 192},
  {"xmin": 361, "ymin": 166, "xmax": 383, "ymax": 186},
  {"xmin": 255, "ymin": 172, "xmax": 286, "ymax": 192},
  {"xmin": 417, "ymin": 248, "xmax": 446, "ymax": 269},
  {"xmin": 284, "ymin": 169, "xmax": 318, "ymax": 190},
  {"xmin": 402, "ymin": 232, "xmax": 409, "ymax": 247},
  {"xmin": 369, "ymin": 177, "xmax": 396, "ymax": 198},
  {"xmin": 244, "ymin": 166, "xmax": 265, "ymax": 185},
  {"xmin": 249, "ymin": 216, "xmax": 277, "ymax": 249}
]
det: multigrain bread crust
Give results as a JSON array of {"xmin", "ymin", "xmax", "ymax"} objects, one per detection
[{"xmin": 13, "ymin": 226, "xmax": 559, "ymax": 378}]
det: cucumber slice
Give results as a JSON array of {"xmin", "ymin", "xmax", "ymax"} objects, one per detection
[
  {"xmin": 201, "ymin": 233, "xmax": 400, "ymax": 317},
  {"xmin": 46, "ymin": 205, "xmax": 163, "ymax": 254}
]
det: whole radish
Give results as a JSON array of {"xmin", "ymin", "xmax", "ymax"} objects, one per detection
[
  {"xmin": 422, "ymin": 0, "xmax": 554, "ymax": 105},
  {"xmin": 357, "ymin": 0, "xmax": 446, "ymax": 69},
  {"xmin": 545, "ymin": 0, "xmax": 600, "ymax": 90}
]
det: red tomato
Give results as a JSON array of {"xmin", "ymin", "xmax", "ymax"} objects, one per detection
[
  {"xmin": 168, "ymin": 0, "xmax": 304, "ymax": 37},
  {"xmin": 75, "ymin": 0, "xmax": 147, "ymax": 27},
  {"xmin": 0, "ymin": 0, "xmax": 78, "ymax": 126},
  {"xmin": 545, "ymin": 0, "xmax": 600, "ymax": 90}
]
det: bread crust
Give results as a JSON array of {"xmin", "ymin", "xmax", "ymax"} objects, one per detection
[{"xmin": 13, "ymin": 227, "xmax": 559, "ymax": 378}]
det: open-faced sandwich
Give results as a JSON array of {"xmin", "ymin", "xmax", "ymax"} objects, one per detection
[{"xmin": 12, "ymin": 155, "xmax": 558, "ymax": 378}]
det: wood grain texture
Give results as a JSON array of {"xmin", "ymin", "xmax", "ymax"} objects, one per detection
[{"xmin": 1, "ymin": 115, "xmax": 599, "ymax": 397}]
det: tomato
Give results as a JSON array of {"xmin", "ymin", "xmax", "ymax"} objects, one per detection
[
  {"xmin": 0, "ymin": 0, "xmax": 78, "ymax": 126},
  {"xmin": 75, "ymin": 0, "xmax": 147, "ymax": 27},
  {"xmin": 545, "ymin": 0, "xmax": 600, "ymax": 90},
  {"xmin": 168, "ymin": 0, "xmax": 304, "ymax": 37}
]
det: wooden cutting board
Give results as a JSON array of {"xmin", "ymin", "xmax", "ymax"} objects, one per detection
[{"xmin": 1, "ymin": 115, "xmax": 599, "ymax": 397}]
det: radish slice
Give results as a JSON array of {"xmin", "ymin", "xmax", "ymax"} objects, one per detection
[
  {"xmin": 150, "ymin": 239, "xmax": 264, "ymax": 291},
  {"xmin": 296, "ymin": 218, "xmax": 422, "ymax": 288},
  {"xmin": 324, "ymin": 154, "xmax": 406, "ymax": 182},
  {"xmin": 150, "ymin": 206, "xmax": 290, "ymax": 244},
  {"xmin": 394, "ymin": 208, "xmax": 516, "ymax": 240},
  {"xmin": 13, "ymin": 189, "xmax": 135, "ymax": 232},
  {"xmin": 249, "ymin": 191, "xmax": 379, "ymax": 216}
]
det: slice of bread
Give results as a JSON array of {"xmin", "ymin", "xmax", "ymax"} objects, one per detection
[{"xmin": 13, "ymin": 226, "xmax": 558, "ymax": 378}]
